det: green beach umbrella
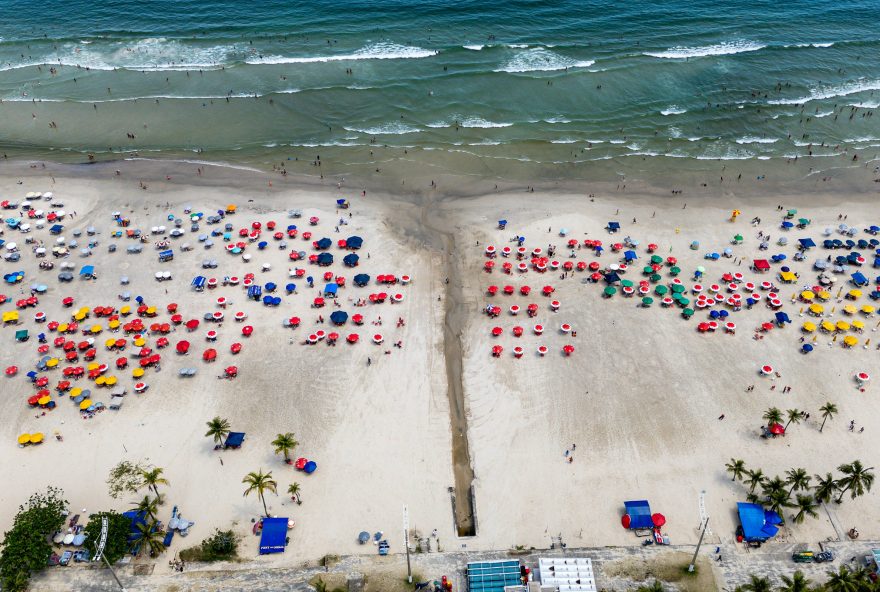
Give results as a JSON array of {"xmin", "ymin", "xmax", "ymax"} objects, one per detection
[
  {"xmin": 671, "ymin": 283, "xmax": 685, "ymax": 293},
  {"xmin": 787, "ymin": 208, "xmax": 797, "ymax": 216},
  {"xmin": 682, "ymin": 308, "xmax": 694, "ymax": 317},
  {"xmin": 798, "ymin": 218, "xmax": 810, "ymax": 226},
  {"xmin": 641, "ymin": 297, "xmax": 654, "ymax": 306},
  {"xmin": 621, "ymin": 279, "xmax": 634, "ymax": 288},
  {"xmin": 655, "ymin": 285, "xmax": 668, "ymax": 295},
  {"xmin": 604, "ymin": 286, "xmax": 617, "ymax": 296},
  {"xmin": 642, "ymin": 266, "xmax": 654, "ymax": 275},
  {"xmin": 733, "ymin": 234, "xmax": 743, "ymax": 242},
  {"xmin": 650, "ymin": 255, "xmax": 663, "ymax": 265},
  {"xmin": 649, "ymin": 274, "xmax": 662, "ymax": 283},
  {"xmin": 672, "ymin": 292, "xmax": 682, "ymax": 301},
  {"xmin": 678, "ymin": 298, "xmax": 690, "ymax": 307},
  {"xmin": 670, "ymin": 266, "xmax": 681, "ymax": 276}
]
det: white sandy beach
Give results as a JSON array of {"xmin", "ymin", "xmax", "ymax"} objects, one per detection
[{"xmin": 1, "ymin": 161, "xmax": 879, "ymax": 588}]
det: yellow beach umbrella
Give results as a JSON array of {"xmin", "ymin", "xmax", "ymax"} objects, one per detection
[
  {"xmin": 79, "ymin": 306, "xmax": 91, "ymax": 315},
  {"xmin": 17, "ymin": 433, "xmax": 30, "ymax": 445},
  {"xmin": 802, "ymin": 321, "xmax": 816, "ymax": 333},
  {"xmin": 132, "ymin": 368, "xmax": 145, "ymax": 378},
  {"xmin": 87, "ymin": 362, "xmax": 100, "ymax": 371},
  {"xmin": 2, "ymin": 311, "xmax": 19, "ymax": 323},
  {"xmin": 800, "ymin": 291, "xmax": 815, "ymax": 301},
  {"xmin": 146, "ymin": 306, "xmax": 157, "ymax": 316},
  {"xmin": 862, "ymin": 305, "xmax": 876, "ymax": 315},
  {"xmin": 69, "ymin": 387, "xmax": 82, "ymax": 397},
  {"xmin": 844, "ymin": 335, "xmax": 859, "ymax": 347},
  {"xmin": 37, "ymin": 395, "xmax": 51, "ymax": 406},
  {"xmin": 74, "ymin": 312, "xmax": 86, "ymax": 322},
  {"xmin": 809, "ymin": 304, "xmax": 824, "ymax": 315},
  {"xmin": 79, "ymin": 399, "xmax": 93, "ymax": 410},
  {"xmin": 105, "ymin": 338, "xmax": 117, "ymax": 349},
  {"xmin": 836, "ymin": 320, "xmax": 851, "ymax": 331},
  {"xmin": 90, "ymin": 325, "xmax": 103, "ymax": 334},
  {"xmin": 120, "ymin": 305, "xmax": 131, "ymax": 316},
  {"xmin": 30, "ymin": 433, "xmax": 44, "ymax": 444},
  {"xmin": 57, "ymin": 323, "xmax": 68, "ymax": 333},
  {"xmin": 108, "ymin": 319, "xmax": 120, "ymax": 329},
  {"xmin": 133, "ymin": 338, "xmax": 146, "ymax": 347},
  {"xmin": 45, "ymin": 358, "xmax": 59, "ymax": 368},
  {"xmin": 95, "ymin": 376, "xmax": 106, "ymax": 386},
  {"xmin": 821, "ymin": 320, "xmax": 836, "ymax": 332},
  {"xmin": 817, "ymin": 291, "xmax": 831, "ymax": 301},
  {"xmin": 843, "ymin": 304, "xmax": 857, "ymax": 315},
  {"xmin": 852, "ymin": 320, "xmax": 865, "ymax": 331},
  {"xmin": 105, "ymin": 376, "xmax": 117, "ymax": 387},
  {"xmin": 226, "ymin": 204, "xmax": 237, "ymax": 213},
  {"xmin": 848, "ymin": 289, "xmax": 863, "ymax": 299}
]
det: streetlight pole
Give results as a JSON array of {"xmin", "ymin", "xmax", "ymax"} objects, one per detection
[
  {"xmin": 688, "ymin": 517, "xmax": 709, "ymax": 573},
  {"xmin": 95, "ymin": 516, "xmax": 126, "ymax": 592},
  {"xmin": 403, "ymin": 504, "xmax": 412, "ymax": 584}
]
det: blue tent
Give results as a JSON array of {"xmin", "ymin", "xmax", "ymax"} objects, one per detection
[
  {"xmin": 497, "ymin": 220, "xmax": 507, "ymax": 229},
  {"xmin": 122, "ymin": 510, "xmax": 148, "ymax": 544},
  {"xmin": 354, "ymin": 273, "xmax": 370, "ymax": 287},
  {"xmin": 623, "ymin": 250, "xmax": 638, "ymax": 262},
  {"xmin": 259, "ymin": 517, "xmax": 289, "ymax": 554},
  {"xmin": 607, "ymin": 221, "xmax": 621, "ymax": 232},
  {"xmin": 852, "ymin": 271, "xmax": 869, "ymax": 286},
  {"xmin": 775, "ymin": 312, "xmax": 791, "ymax": 324},
  {"xmin": 798, "ymin": 238, "xmax": 816, "ymax": 249},
  {"xmin": 50, "ymin": 224, "xmax": 64, "ymax": 234},
  {"xmin": 343, "ymin": 253, "xmax": 360, "ymax": 267},
  {"xmin": 79, "ymin": 265, "xmax": 95, "ymax": 277},
  {"xmin": 622, "ymin": 500, "xmax": 653, "ymax": 529},
  {"xmin": 224, "ymin": 432, "xmax": 246, "ymax": 448},
  {"xmin": 330, "ymin": 311, "xmax": 348, "ymax": 325},
  {"xmin": 346, "ymin": 235, "xmax": 364, "ymax": 250},
  {"xmin": 315, "ymin": 237, "xmax": 332, "ymax": 250},
  {"xmin": 191, "ymin": 276, "xmax": 206, "ymax": 290},
  {"xmin": 247, "ymin": 285, "xmax": 262, "ymax": 300},
  {"xmin": 604, "ymin": 272, "xmax": 621, "ymax": 284},
  {"xmin": 317, "ymin": 253, "xmax": 333, "ymax": 266},
  {"xmin": 324, "ymin": 283, "xmax": 338, "ymax": 296},
  {"xmin": 737, "ymin": 502, "xmax": 781, "ymax": 542}
]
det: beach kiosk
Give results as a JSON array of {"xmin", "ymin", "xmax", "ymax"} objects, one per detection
[{"xmin": 736, "ymin": 502, "xmax": 782, "ymax": 544}]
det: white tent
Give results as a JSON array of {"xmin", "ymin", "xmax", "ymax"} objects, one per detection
[{"xmin": 539, "ymin": 557, "xmax": 596, "ymax": 592}]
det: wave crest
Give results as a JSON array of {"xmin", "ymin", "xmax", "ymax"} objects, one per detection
[{"xmin": 645, "ymin": 40, "xmax": 766, "ymax": 59}]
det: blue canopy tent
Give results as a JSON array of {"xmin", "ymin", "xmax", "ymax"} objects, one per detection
[
  {"xmin": 343, "ymin": 253, "xmax": 360, "ymax": 267},
  {"xmin": 50, "ymin": 224, "xmax": 64, "ymax": 234},
  {"xmin": 247, "ymin": 285, "xmax": 262, "ymax": 300},
  {"xmin": 852, "ymin": 271, "xmax": 869, "ymax": 286},
  {"xmin": 324, "ymin": 283, "xmax": 338, "ymax": 297},
  {"xmin": 775, "ymin": 312, "xmax": 791, "ymax": 325},
  {"xmin": 622, "ymin": 500, "xmax": 653, "ymax": 530},
  {"xmin": 346, "ymin": 235, "xmax": 364, "ymax": 250},
  {"xmin": 79, "ymin": 265, "xmax": 95, "ymax": 278},
  {"xmin": 497, "ymin": 220, "xmax": 507, "ymax": 230},
  {"xmin": 317, "ymin": 252, "xmax": 333, "ymax": 266},
  {"xmin": 798, "ymin": 238, "xmax": 816, "ymax": 249},
  {"xmin": 354, "ymin": 273, "xmax": 370, "ymax": 287},
  {"xmin": 191, "ymin": 276, "xmax": 206, "ymax": 291},
  {"xmin": 224, "ymin": 432, "xmax": 246, "ymax": 449},
  {"xmin": 330, "ymin": 311, "xmax": 348, "ymax": 325},
  {"xmin": 336, "ymin": 198, "xmax": 349, "ymax": 208},
  {"xmin": 122, "ymin": 510, "xmax": 149, "ymax": 553},
  {"xmin": 737, "ymin": 502, "xmax": 781, "ymax": 542},
  {"xmin": 623, "ymin": 250, "xmax": 638, "ymax": 262},
  {"xmin": 259, "ymin": 518, "xmax": 289, "ymax": 554},
  {"xmin": 604, "ymin": 272, "xmax": 621, "ymax": 284},
  {"xmin": 607, "ymin": 221, "xmax": 621, "ymax": 233},
  {"xmin": 315, "ymin": 237, "xmax": 332, "ymax": 250}
]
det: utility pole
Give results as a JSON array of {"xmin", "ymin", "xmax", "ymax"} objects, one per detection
[
  {"xmin": 688, "ymin": 517, "xmax": 709, "ymax": 573},
  {"xmin": 403, "ymin": 504, "xmax": 412, "ymax": 584},
  {"xmin": 95, "ymin": 516, "xmax": 126, "ymax": 591}
]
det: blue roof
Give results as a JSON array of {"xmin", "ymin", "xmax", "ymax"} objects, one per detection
[
  {"xmin": 324, "ymin": 283, "xmax": 338, "ymax": 294},
  {"xmin": 737, "ymin": 502, "xmax": 780, "ymax": 542},
  {"xmin": 259, "ymin": 517, "xmax": 289, "ymax": 554},
  {"xmin": 225, "ymin": 432, "xmax": 246, "ymax": 448},
  {"xmin": 623, "ymin": 500, "xmax": 653, "ymax": 529},
  {"xmin": 467, "ymin": 560, "xmax": 521, "ymax": 592}
]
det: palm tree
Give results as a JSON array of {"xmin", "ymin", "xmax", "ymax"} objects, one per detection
[
  {"xmin": 790, "ymin": 494, "xmax": 818, "ymax": 525},
  {"xmin": 813, "ymin": 472, "xmax": 838, "ymax": 504},
  {"xmin": 819, "ymin": 402, "xmax": 838, "ymax": 433},
  {"xmin": 726, "ymin": 458, "xmax": 747, "ymax": 482},
  {"xmin": 744, "ymin": 468, "xmax": 766, "ymax": 494},
  {"xmin": 287, "ymin": 482, "xmax": 302, "ymax": 504},
  {"xmin": 835, "ymin": 460, "xmax": 875, "ymax": 503},
  {"xmin": 205, "ymin": 416, "xmax": 231, "ymax": 446},
  {"xmin": 242, "ymin": 469, "xmax": 278, "ymax": 517},
  {"xmin": 140, "ymin": 466, "xmax": 169, "ymax": 499},
  {"xmin": 784, "ymin": 408, "xmax": 803, "ymax": 431},
  {"xmin": 130, "ymin": 520, "xmax": 167, "ymax": 557},
  {"xmin": 762, "ymin": 407, "xmax": 783, "ymax": 426},
  {"xmin": 131, "ymin": 494, "xmax": 161, "ymax": 522},
  {"xmin": 785, "ymin": 467, "xmax": 811, "ymax": 495},
  {"xmin": 763, "ymin": 476, "xmax": 793, "ymax": 516},
  {"xmin": 824, "ymin": 565, "xmax": 863, "ymax": 592},
  {"xmin": 271, "ymin": 432, "xmax": 299, "ymax": 464},
  {"xmin": 777, "ymin": 570, "xmax": 811, "ymax": 592},
  {"xmin": 735, "ymin": 574, "xmax": 772, "ymax": 592}
]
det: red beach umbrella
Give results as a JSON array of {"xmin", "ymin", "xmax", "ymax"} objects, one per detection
[
  {"xmin": 346, "ymin": 333, "xmax": 359, "ymax": 343},
  {"xmin": 487, "ymin": 285, "xmax": 499, "ymax": 295},
  {"xmin": 562, "ymin": 344, "xmax": 575, "ymax": 356},
  {"xmin": 176, "ymin": 340, "xmax": 190, "ymax": 354},
  {"xmin": 231, "ymin": 342, "xmax": 242, "ymax": 354},
  {"xmin": 203, "ymin": 348, "xmax": 217, "ymax": 362},
  {"xmin": 241, "ymin": 325, "xmax": 254, "ymax": 336},
  {"xmin": 651, "ymin": 513, "xmax": 666, "ymax": 527}
]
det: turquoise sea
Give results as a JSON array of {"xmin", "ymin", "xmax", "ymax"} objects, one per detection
[{"xmin": 1, "ymin": 0, "xmax": 879, "ymax": 181}]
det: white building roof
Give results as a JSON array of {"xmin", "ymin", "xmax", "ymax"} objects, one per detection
[{"xmin": 538, "ymin": 557, "xmax": 597, "ymax": 592}]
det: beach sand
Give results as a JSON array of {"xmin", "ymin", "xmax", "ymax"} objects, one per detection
[{"xmin": 2, "ymin": 160, "xmax": 879, "ymax": 585}]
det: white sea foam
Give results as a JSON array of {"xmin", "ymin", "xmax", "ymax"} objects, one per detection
[
  {"xmin": 542, "ymin": 117, "xmax": 571, "ymax": 124},
  {"xmin": 661, "ymin": 106, "xmax": 687, "ymax": 116},
  {"xmin": 645, "ymin": 40, "xmax": 766, "ymax": 59},
  {"xmin": 768, "ymin": 79, "xmax": 880, "ymax": 105},
  {"xmin": 787, "ymin": 42, "xmax": 835, "ymax": 48},
  {"xmin": 463, "ymin": 45, "xmax": 485, "ymax": 51},
  {"xmin": 850, "ymin": 101, "xmax": 880, "ymax": 108},
  {"xmin": 550, "ymin": 139, "xmax": 578, "ymax": 144},
  {"xmin": 495, "ymin": 47, "xmax": 594, "ymax": 73},
  {"xmin": 247, "ymin": 42, "xmax": 436, "ymax": 64},
  {"xmin": 426, "ymin": 116, "xmax": 513, "ymax": 129},
  {"xmin": 344, "ymin": 123, "xmax": 421, "ymax": 135},
  {"xmin": 736, "ymin": 136, "xmax": 779, "ymax": 144}
]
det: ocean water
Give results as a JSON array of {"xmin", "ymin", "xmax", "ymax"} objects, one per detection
[{"xmin": 1, "ymin": 0, "xmax": 879, "ymax": 181}]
